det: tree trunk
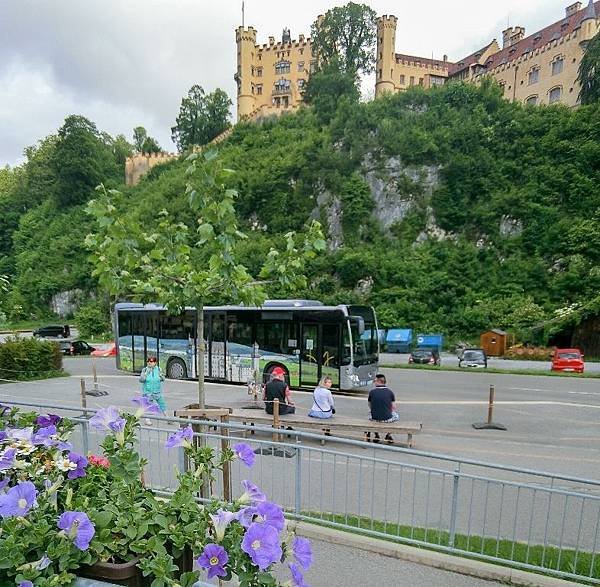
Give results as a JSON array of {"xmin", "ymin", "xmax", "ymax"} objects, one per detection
[{"xmin": 196, "ymin": 304, "xmax": 205, "ymax": 408}]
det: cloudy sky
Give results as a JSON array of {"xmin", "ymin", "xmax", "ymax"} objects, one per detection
[{"xmin": 0, "ymin": 0, "xmax": 573, "ymax": 166}]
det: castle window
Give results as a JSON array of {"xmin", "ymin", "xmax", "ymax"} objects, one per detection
[
  {"xmin": 418, "ymin": 78, "xmax": 424, "ymax": 85},
  {"xmin": 551, "ymin": 57, "xmax": 564, "ymax": 75},
  {"xmin": 310, "ymin": 60, "xmax": 317, "ymax": 73},
  {"xmin": 528, "ymin": 67, "xmax": 540, "ymax": 85},
  {"xmin": 275, "ymin": 61, "xmax": 291, "ymax": 74},
  {"xmin": 299, "ymin": 48, "xmax": 304, "ymax": 55},
  {"xmin": 256, "ymin": 84, "xmax": 263, "ymax": 95},
  {"xmin": 378, "ymin": 68, "xmax": 382, "ymax": 79},
  {"xmin": 548, "ymin": 86, "xmax": 562, "ymax": 104},
  {"xmin": 273, "ymin": 79, "xmax": 291, "ymax": 94},
  {"xmin": 256, "ymin": 67, "xmax": 263, "ymax": 77},
  {"xmin": 525, "ymin": 95, "xmax": 538, "ymax": 106},
  {"xmin": 298, "ymin": 61, "xmax": 305, "ymax": 72},
  {"xmin": 399, "ymin": 74, "xmax": 405, "ymax": 84},
  {"xmin": 298, "ymin": 79, "xmax": 306, "ymax": 90},
  {"xmin": 410, "ymin": 76, "xmax": 415, "ymax": 86},
  {"xmin": 258, "ymin": 54, "xmax": 262, "ymax": 61}
]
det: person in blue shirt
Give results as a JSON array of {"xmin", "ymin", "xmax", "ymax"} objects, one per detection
[
  {"xmin": 139, "ymin": 356, "xmax": 166, "ymax": 418},
  {"xmin": 367, "ymin": 373, "xmax": 397, "ymax": 443}
]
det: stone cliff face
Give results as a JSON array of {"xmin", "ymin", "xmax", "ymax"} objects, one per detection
[{"xmin": 313, "ymin": 157, "xmax": 444, "ymax": 250}]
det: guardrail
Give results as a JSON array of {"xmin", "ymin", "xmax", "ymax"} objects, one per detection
[{"xmin": 4, "ymin": 399, "xmax": 600, "ymax": 584}]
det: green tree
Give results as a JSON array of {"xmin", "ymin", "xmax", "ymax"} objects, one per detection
[
  {"xmin": 303, "ymin": 62, "xmax": 360, "ymax": 123},
  {"xmin": 310, "ymin": 2, "xmax": 377, "ymax": 77},
  {"xmin": 132, "ymin": 126, "xmax": 162, "ymax": 154},
  {"xmin": 171, "ymin": 86, "xmax": 232, "ymax": 152},
  {"xmin": 578, "ymin": 31, "xmax": 600, "ymax": 104},
  {"xmin": 86, "ymin": 150, "xmax": 325, "ymax": 407},
  {"xmin": 53, "ymin": 115, "xmax": 119, "ymax": 207}
]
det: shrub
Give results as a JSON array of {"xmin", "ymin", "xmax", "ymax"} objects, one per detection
[{"xmin": 0, "ymin": 336, "xmax": 62, "ymax": 380}]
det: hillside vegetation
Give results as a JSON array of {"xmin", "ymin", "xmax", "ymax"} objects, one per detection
[{"xmin": 1, "ymin": 82, "xmax": 599, "ymax": 342}]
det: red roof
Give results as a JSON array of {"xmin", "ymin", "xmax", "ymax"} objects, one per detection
[
  {"xmin": 394, "ymin": 53, "xmax": 452, "ymax": 69},
  {"xmin": 483, "ymin": 1, "xmax": 599, "ymax": 71},
  {"xmin": 448, "ymin": 41, "xmax": 498, "ymax": 76}
]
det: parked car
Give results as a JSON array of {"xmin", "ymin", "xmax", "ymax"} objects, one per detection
[
  {"xmin": 91, "ymin": 342, "xmax": 117, "ymax": 357},
  {"xmin": 551, "ymin": 348, "xmax": 584, "ymax": 373},
  {"xmin": 458, "ymin": 348, "xmax": 488, "ymax": 368},
  {"xmin": 33, "ymin": 325, "xmax": 69, "ymax": 338},
  {"xmin": 57, "ymin": 340, "xmax": 96, "ymax": 356},
  {"xmin": 408, "ymin": 349, "xmax": 441, "ymax": 366}
]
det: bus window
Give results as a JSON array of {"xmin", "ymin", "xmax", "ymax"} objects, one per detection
[
  {"xmin": 159, "ymin": 314, "xmax": 191, "ymax": 377},
  {"xmin": 132, "ymin": 313, "xmax": 146, "ymax": 371},
  {"xmin": 341, "ymin": 324, "xmax": 352, "ymax": 366},
  {"xmin": 227, "ymin": 315, "xmax": 254, "ymax": 382},
  {"xmin": 322, "ymin": 324, "xmax": 340, "ymax": 386}
]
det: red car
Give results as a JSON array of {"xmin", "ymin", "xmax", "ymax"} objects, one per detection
[
  {"xmin": 551, "ymin": 348, "xmax": 584, "ymax": 373},
  {"xmin": 91, "ymin": 342, "xmax": 117, "ymax": 357}
]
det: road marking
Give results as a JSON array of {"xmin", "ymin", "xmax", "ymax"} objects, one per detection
[{"xmin": 398, "ymin": 400, "xmax": 600, "ymax": 409}]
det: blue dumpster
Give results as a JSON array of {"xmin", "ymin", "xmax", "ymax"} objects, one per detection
[
  {"xmin": 415, "ymin": 333, "xmax": 444, "ymax": 352},
  {"xmin": 386, "ymin": 329, "xmax": 413, "ymax": 353}
]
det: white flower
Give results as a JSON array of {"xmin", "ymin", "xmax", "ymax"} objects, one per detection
[{"xmin": 54, "ymin": 456, "xmax": 76, "ymax": 472}]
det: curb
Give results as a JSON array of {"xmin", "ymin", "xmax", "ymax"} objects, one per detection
[{"xmin": 288, "ymin": 521, "xmax": 583, "ymax": 587}]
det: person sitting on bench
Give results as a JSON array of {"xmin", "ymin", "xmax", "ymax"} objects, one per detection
[
  {"xmin": 308, "ymin": 376, "xmax": 335, "ymax": 419},
  {"xmin": 367, "ymin": 373, "xmax": 398, "ymax": 443},
  {"xmin": 264, "ymin": 367, "xmax": 296, "ymax": 415}
]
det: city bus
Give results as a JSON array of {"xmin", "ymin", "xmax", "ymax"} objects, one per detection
[{"xmin": 114, "ymin": 300, "xmax": 379, "ymax": 390}]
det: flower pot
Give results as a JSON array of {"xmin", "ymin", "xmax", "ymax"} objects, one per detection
[{"xmin": 78, "ymin": 557, "xmax": 146, "ymax": 587}]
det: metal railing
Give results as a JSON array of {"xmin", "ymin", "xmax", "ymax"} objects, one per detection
[{"xmin": 4, "ymin": 399, "xmax": 600, "ymax": 584}]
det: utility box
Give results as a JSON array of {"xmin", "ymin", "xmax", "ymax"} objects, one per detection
[
  {"xmin": 480, "ymin": 329, "xmax": 507, "ymax": 357},
  {"xmin": 386, "ymin": 329, "xmax": 413, "ymax": 353},
  {"xmin": 416, "ymin": 334, "xmax": 444, "ymax": 352}
]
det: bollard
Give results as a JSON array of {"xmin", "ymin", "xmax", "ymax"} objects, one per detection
[
  {"xmin": 80, "ymin": 378, "xmax": 87, "ymax": 414},
  {"xmin": 92, "ymin": 364, "xmax": 99, "ymax": 395},
  {"xmin": 472, "ymin": 384, "xmax": 507, "ymax": 430}
]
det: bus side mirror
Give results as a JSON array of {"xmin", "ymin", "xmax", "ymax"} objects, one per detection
[{"xmin": 349, "ymin": 316, "xmax": 365, "ymax": 335}]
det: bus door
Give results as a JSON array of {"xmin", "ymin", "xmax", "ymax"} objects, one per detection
[
  {"xmin": 132, "ymin": 312, "xmax": 146, "ymax": 372},
  {"xmin": 208, "ymin": 312, "xmax": 227, "ymax": 379},
  {"xmin": 300, "ymin": 324, "xmax": 320, "ymax": 388},
  {"xmin": 300, "ymin": 323, "xmax": 341, "ymax": 389}
]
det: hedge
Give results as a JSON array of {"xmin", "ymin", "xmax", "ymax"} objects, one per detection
[{"xmin": 0, "ymin": 337, "xmax": 63, "ymax": 381}]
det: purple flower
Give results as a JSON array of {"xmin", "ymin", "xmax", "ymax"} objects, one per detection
[
  {"xmin": 241, "ymin": 522, "xmax": 282, "ymax": 570},
  {"xmin": 37, "ymin": 414, "xmax": 61, "ymax": 428},
  {"xmin": 236, "ymin": 505, "xmax": 257, "ymax": 528},
  {"xmin": 292, "ymin": 536, "xmax": 313, "ymax": 570},
  {"xmin": 7, "ymin": 427, "xmax": 33, "ymax": 442},
  {"xmin": 239, "ymin": 479, "xmax": 266, "ymax": 504},
  {"xmin": 233, "ymin": 442, "xmax": 256, "ymax": 468},
  {"xmin": 57, "ymin": 511, "xmax": 95, "ymax": 550},
  {"xmin": 254, "ymin": 501, "xmax": 285, "ymax": 532},
  {"xmin": 67, "ymin": 452, "xmax": 88, "ymax": 480},
  {"xmin": 33, "ymin": 424, "xmax": 57, "ymax": 446},
  {"xmin": 197, "ymin": 543, "xmax": 229, "ymax": 579},
  {"xmin": 0, "ymin": 481, "xmax": 37, "ymax": 518},
  {"xmin": 165, "ymin": 425, "xmax": 193, "ymax": 449},
  {"xmin": 108, "ymin": 417, "xmax": 126, "ymax": 434},
  {"xmin": 35, "ymin": 554, "xmax": 51, "ymax": 570},
  {"xmin": 0, "ymin": 477, "xmax": 9, "ymax": 492},
  {"xmin": 19, "ymin": 582, "xmax": 33, "ymax": 587},
  {"xmin": 210, "ymin": 509, "xmax": 237, "ymax": 541},
  {"xmin": 0, "ymin": 448, "xmax": 16, "ymax": 471},
  {"xmin": 0, "ymin": 430, "xmax": 6, "ymax": 441},
  {"xmin": 131, "ymin": 395, "xmax": 162, "ymax": 418},
  {"xmin": 89, "ymin": 406, "xmax": 121, "ymax": 432},
  {"xmin": 289, "ymin": 562, "xmax": 310, "ymax": 587},
  {"xmin": 56, "ymin": 440, "xmax": 73, "ymax": 451}
]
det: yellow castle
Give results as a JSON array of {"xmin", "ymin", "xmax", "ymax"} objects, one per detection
[{"xmin": 236, "ymin": 0, "xmax": 599, "ymax": 118}]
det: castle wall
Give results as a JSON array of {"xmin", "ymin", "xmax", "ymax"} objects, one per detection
[
  {"xmin": 125, "ymin": 152, "xmax": 177, "ymax": 186},
  {"xmin": 236, "ymin": 26, "xmax": 313, "ymax": 121}
]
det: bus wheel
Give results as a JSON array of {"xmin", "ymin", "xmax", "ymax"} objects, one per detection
[
  {"xmin": 167, "ymin": 358, "xmax": 187, "ymax": 379},
  {"xmin": 264, "ymin": 364, "xmax": 289, "ymax": 385}
]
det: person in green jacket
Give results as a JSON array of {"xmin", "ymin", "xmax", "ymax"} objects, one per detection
[{"xmin": 139, "ymin": 356, "xmax": 166, "ymax": 417}]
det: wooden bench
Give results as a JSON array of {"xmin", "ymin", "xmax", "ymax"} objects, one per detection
[{"xmin": 228, "ymin": 403, "xmax": 422, "ymax": 448}]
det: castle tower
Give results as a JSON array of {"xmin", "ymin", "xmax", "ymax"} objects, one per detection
[
  {"xmin": 235, "ymin": 26, "xmax": 257, "ymax": 120},
  {"xmin": 580, "ymin": 0, "xmax": 599, "ymax": 45},
  {"xmin": 375, "ymin": 15, "xmax": 398, "ymax": 97}
]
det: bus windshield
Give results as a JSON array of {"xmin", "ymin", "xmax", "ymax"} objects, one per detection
[{"xmin": 348, "ymin": 306, "xmax": 378, "ymax": 366}]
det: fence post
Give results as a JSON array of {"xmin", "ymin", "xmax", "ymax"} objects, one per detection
[
  {"xmin": 79, "ymin": 378, "xmax": 89, "ymax": 456},
  {"xmin": 295, "ymin": 444, "xmax": 302, "ymax": 515},
  {"xmin": 448, "ymin": 463, "xmax": 461, "ymax": 549},
  {"xmin": 272, "ymin": 399, "xmax": 280, "ymax": 442}
]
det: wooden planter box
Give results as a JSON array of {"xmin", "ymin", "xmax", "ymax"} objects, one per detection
[{"xmin": 78, "ymin": 558, "xmax": 146, "ymax": 587}]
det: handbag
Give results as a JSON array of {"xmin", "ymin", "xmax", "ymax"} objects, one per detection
[{"xmin": 313, "ymin": 390, "xmax": 333, "ymax": 413}]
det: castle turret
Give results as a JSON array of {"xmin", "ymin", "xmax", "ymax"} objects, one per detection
[
  {"xmin": 375, "ymin": 15, "xmax": 398, "ymax": 97},
  {"xmin": 579, "ymin": 0, "xmax": 599, "ymax": 45},
  {"xmin": 235, "ymin": 26, "xmax": 257, "ymax": 120}
]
